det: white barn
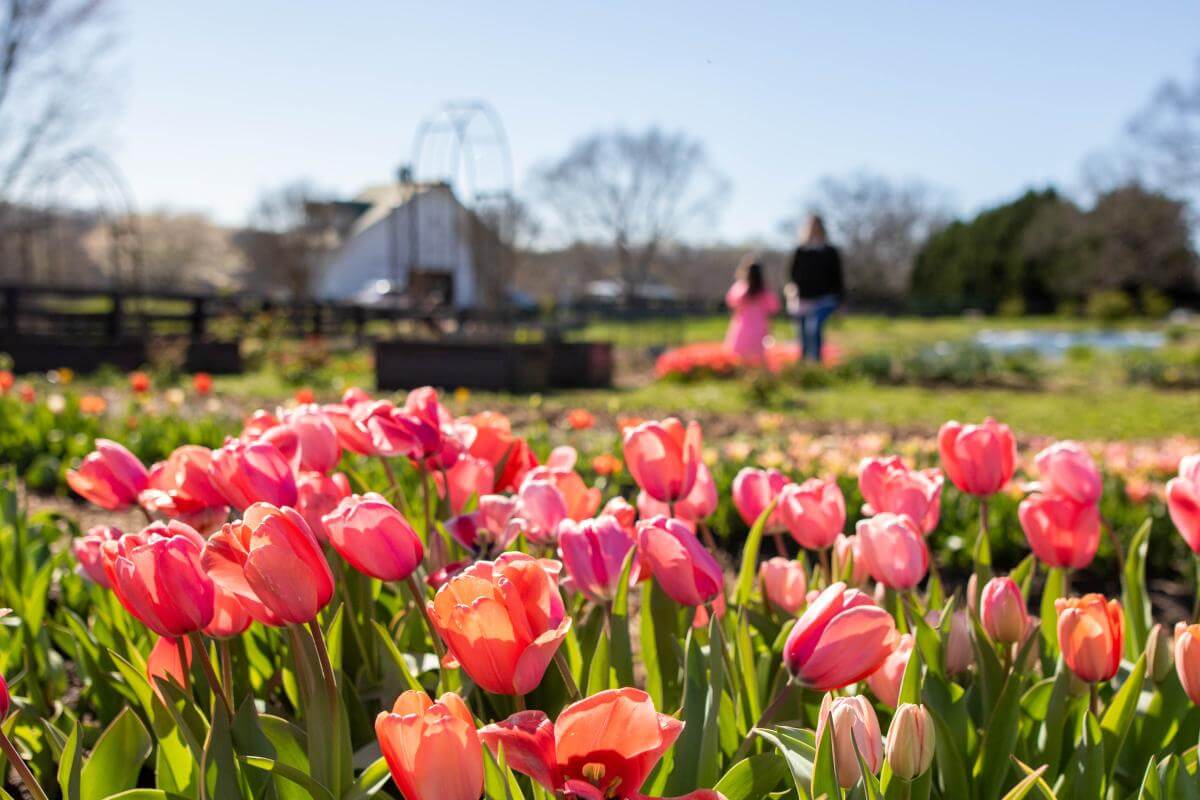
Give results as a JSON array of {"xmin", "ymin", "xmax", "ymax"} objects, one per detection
[{"xmin": 314, "ymin": 182, "xmax": 507, "ymax": 309}]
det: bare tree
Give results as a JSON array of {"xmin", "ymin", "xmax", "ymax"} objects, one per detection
[
  {"xmin": 529, "ymin": 127, "xmax": 728, "ymax": 302},
  {"xmin": 239, "ymin": 181, "xmax": 333, "ymax": 301},
  {"xmin": 784, "ymin": 171, "xmax": 952, "ymax": 308},
  {"xmin": 0, "ymin": 1, "xmax": 114, "ymax": 202},
  {"xmin": 1128, "ymin": 56, "xmax": 1200, "ymax": 203}
]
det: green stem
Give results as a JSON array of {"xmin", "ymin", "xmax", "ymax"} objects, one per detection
[
  {"xmin": 219, "ymin": 639, "xmax": 234, "ymax": 705},
  {"xmin": 0, "ymin": 729, "xmax": 49, "ymax": 800},
  {"xmin": 554, "ymin": 649, "xmax": 583, "ymax": 702},
  {"xmin": 307, "ymin": 619, "xmax": 339, "ymax": 706},
  {"xmin": 405, "ymin": 573, "xmax": 446, "ymax": 659},
  {"xmin": 186, "ymin": 632, "xmax": 233, "ymax": 719}
]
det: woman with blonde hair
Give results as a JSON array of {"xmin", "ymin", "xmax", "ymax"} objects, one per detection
[
  {"xmin": 724, "ymin": 253, "xmax": 779, "ymax": 363},
  {"xmin": 786, "ymin": 214, "xmax": 843, "ymax": 362}
]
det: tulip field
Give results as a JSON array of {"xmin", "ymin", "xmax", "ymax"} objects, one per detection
[{"xmin": 6, "ymin": 377, "xmax": 1200, "ymax": 799}]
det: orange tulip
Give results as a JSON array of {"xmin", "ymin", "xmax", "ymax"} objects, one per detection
[
  {"xmin": 202, "ymin": 503, "xmax": 334, "ymax": 625},
  {"xmin": 375, "ymin": 690, "xmax": 483, "ymax": 800},
  {"xmin": 1055, "ymin": 594, "xmax": 1123, "ymax": 683},
  {"xmin": 428, "ymin": 553, "xmax": 571, "ymax": 695},
  {"xmin": 479, "ymin": 687, "xmax": 724, "ymax": 800},
  {"xmin": 566, "ymin": 408, "xmax": 595, "ymax": 430}
]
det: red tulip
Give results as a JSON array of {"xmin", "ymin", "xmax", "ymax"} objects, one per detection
[
  {"xmin": 1175, "ymin": 622, "xmax": 1200, "ymax": 704},
  {"xmin": 1055, "ymin": 594, "xmax": 1123, "ymax": 683},
  {"xmin": 779, "ymin": 478, "xmax": 846, "ymax": 550},
  {"xmin": 857, "ymin": 456, "xmax": 943, "ymax": 533},
  {"xmin": 866, "ymin": 633, "xmax": 913, "ymax": 707},
  {"xmin": 622, "ymin": 418, "xmax": 702, "ymax": 503},
  {"xmin": 479, "ymin": 687, "xmax": 723, "ymax": 800},
  {"xmin": 66, "ymin": 439, "xmax": 150, "ymax": 510},
  {"xmin": 295, "ymin": 471, "xmax": 352, "ymax": 543},
  {"xmin": 938, "ymin": 418, "xmax": 1017, "ymax": 497},
  {"xmin": 322, "ymin": 493, "xmax": 424, "ymax": 582},
  {"xmin": 636, "ymin": 516, "xmax": 723, "ymax": 606},
  {"xmin": 464, "ymin": 411, "xmax": 538, "ymax": 492},
  {"xmin": 1168, "ymin": 455, "xmax": 1200, "ymax": 553},
  {"xmin": 104, "ymin": 521, "xmax": 215, "ymax": 637},
  {"xmin": 783, "ymin": 582, "xmax": 897, "ymax": 690},
  {"xmin": 1034, "ymin": 441, "xmax": 1102, "ymax": 506},
  {"xmin": 758, "ymin": 556, "xmax": 808, "ymax": 615},
  {"xmin": 73, "ymin": 525, "xmax": 123, "ymax": 587},
  {"xmin": 147, "ymin": 635, "xmax": 191, "ymax": 695},
  {"xmin": 980, "ymin": 576, "xmax": 1029, "ymax": 644},
  {"xmin": 1018, "ymin": 492, "xmax": 1100, "ymax": 569},
  {"xmin": 732, "ymin": 467, "xmax": 790, "ymax": 531},
  {"xmin": 558, "ymin": 514, "xmax": 637, "ymax": 603},
  {"xmin": 203, "ymin": 503, "xmax": 334, "ymax": 625},
  {"xmin": 375, "ymin": 690, "xmax": 483, "ymax": 800},
  {"xmin": 435, "ymin": 455, "xmax": 495, "ymax": 516},
  {"xmin": 428, "ymin": 553, "xmax": 570, "ymax": 695},
  {"xmin": 816, "ymin": 694, "xmax": 883, "ymax": 789},
  {"xmin": 210, "ymin": 437, "xmax": 297, "ymax": 510},
  {"xmin": 855, "ymin": 513, "xmax": 929, "ymax": 590}
]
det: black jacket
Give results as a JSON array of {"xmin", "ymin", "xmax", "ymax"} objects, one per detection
[{"xmin": 790, "ymin": 245, "xmax": 844, "ymax": 299}]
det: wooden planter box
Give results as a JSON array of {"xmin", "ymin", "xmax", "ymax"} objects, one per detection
[
  {"xmin": 185, "ymin": 341, "xmax": 242, "ymax": 374},
  {"xmin": 375, "ymin": 340, "xmax": 553, "ymax": 392},
  {"xmin": 548, "ymin": 341, "xmax": 613, "ymax": 388},
  {"xmin": 0, "ymin": 335, "xmax": 148, "ymax": 374}
]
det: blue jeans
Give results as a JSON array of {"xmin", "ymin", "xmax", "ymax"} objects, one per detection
[{"xmin": 796, "ymin": 295, "xmax": 837, "ymax": 362}]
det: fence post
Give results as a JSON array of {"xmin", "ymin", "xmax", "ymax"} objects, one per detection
[
  {"xmin": 190, "ymin": 297, "xmax": 208, "ymax": 341},
  {"xmin": 3, "ymin": 287, "xmax": 17, "ymax": 337},
  {"xmin": 106, "ymin": 292, "xmax": 123, "ymax": 341}
]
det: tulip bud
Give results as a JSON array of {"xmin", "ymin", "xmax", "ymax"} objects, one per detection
[
  {"xmin": 1176, "ymin": 622, "xmax": 1200, "ymax": 704},
  {"xmin": 945, "ymin": 608, "xmax": 973, "ymax": 675},
  {"xmin": 980, "ymin": 577, "xmax": 1029, "ymax": 644},
  {"xmin": 1147, "ymin": 623, "xmax": 1173, "ymax": 684},
  {"xmin": 816, "ymin": 694, "xmax": 883, "ymax": 789},
  {"xmin": 886, "ymin": 703, "xmax": 935, "ymax": 780}
]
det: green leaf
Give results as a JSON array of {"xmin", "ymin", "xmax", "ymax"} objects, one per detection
[
  {"xmin": 1062, "ymin": 712, "xmax": 1104, "ymax": 800},
  {"xmin": 1121, "ymin": 519, "xmax": 1153, "ymax": 660},
  {"xmin": 239, "ymin": 756, "xmax": 336, "ymax": 800},
  {"xmin": 371, "ymin": 621, "xmax": 424, "ymax": 693},
  {"xmin": 342, "ymin": 756, "xmax": 390, "ymax": 800},
  {"xmin": 973, "ymin": 669, "xmax": 1025, "ymax": 800},
  {"xmin": 1100, "ymin": 652, "xmax": 1146, "ymax": 777},
  {"xmin": 812, "ymin": 709, "xmax": 842, "ymax": 800},
  {"xmin": 57, "ymin": 721, "xmax": 83, "ymax": 800},
  {"xmin": 609, "ymin": 548, "xmax": 637, "ymax": 687},
  {"xmin": 1000, "ymin": 764, "xmax": 1050, "ymax": 800},
  {"xmin": 735, "ymin": 498, "xmax": 778, "ymax": 608},
  {"xmin": 1009, "ymin": 756, "xmax": 1059, "ymax": 800},
  {"xmin": 1040, "ymin": 567, "xmax": 1065, "ymax": 657},
  {"xmin": 897, "ymin": 632, "xmax": 923, "ymax": 707},
  {"xmin": 202, "ymin": 698, "xmax": 243, "ymax": 800},
  {"xmin": 755, "ymin": 727, "xmax": 815, "ymax": 799},
  {"xmin": 585, "ymin": 618, "xmax": 612, "ymax": 695},
  {"xmin": 1140, "ymin": 757, "xmax": 1163, "ymax": 800},
  {"xmin": 80, "ymin": 708, "xmax": 153, "ymax": 800},
  {"xmin": 713, "ymin": 753, "xmax": 788, "ymax": 800}
]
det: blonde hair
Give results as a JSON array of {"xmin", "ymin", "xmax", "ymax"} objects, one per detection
[{"xmin": 798, "ymin": 214, "xmax": 828, "ymax": 246}]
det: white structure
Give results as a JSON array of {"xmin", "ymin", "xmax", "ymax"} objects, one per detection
[{"xmin": 315, "ymin": 182, "xmax": 503, "ymax": 309}]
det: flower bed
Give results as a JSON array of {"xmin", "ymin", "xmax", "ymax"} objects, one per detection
[{"xmin": 3, "ymin": 379, "xmax": 1200, "ymax": 797}]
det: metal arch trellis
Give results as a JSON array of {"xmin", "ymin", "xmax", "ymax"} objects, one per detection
[{"xmin": 16, "ymin": 148, "xmax": 143, "ymax": 291}]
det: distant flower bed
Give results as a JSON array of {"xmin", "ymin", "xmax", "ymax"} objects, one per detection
[{"xmin": 656, "ymin": 341, "xmax": 840, "ymax": 380}]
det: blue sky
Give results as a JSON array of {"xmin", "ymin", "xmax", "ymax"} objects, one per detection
[{"xmin": 113, "ymin": 1, "xmax": 1199, "ymax": 243}]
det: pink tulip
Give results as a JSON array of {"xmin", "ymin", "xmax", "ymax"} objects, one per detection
[
  {"xmin": 622, "ymin": 418, "xmax": 702, "ymax": 503},
  {"xmin": 783, "ymin": 582, "xmax": 898, "ymax": 690},
  {"xmin": 295, "ymin": 471, "xmax": 352, "ymax": 543},
  {"xmin": 66, "ymin": 439, "xmax": 150, "ymax": 510},
  {"xmin": 138, "ymin": 445, "xmax": 227, "ymax": 522},
  {"xmin": 210, "ymin": 437, "xmax": 297, "ymax": 510},
  {"xmin": 1168, "ymin": 455, "xmax": 1200, "ymax": 553},
  {"xmin": 759, "ymin": 557, "xmax": 807, "ymax": 615},
  {"xmin": 938, "ymin": 418, "xmax": 1017, "ymax": 497},
  {"xmin": 438, "ymin": 455, "xmax": 495, "ymax": 516},
  {"xmin": 446, "ymin": 495, "xmax": 521, "ymax": 556},
  {"xmin": 833, "ymin": 533, "xmax": 870, "ymax": 585},
  {"xmin": 262, "ymin": 406, "xmax": 341, "ymax": 475},
  {"xmin": 636, "ymin": 463, "xmax": 718, "ymax": 526},
  {"xmin": 558, "ymin": 515, "xmax": 638, "ymax": 603},
  {"xmin": 980, "ymin": 576, "xmax": 1029, "ymax": 644},
  {"xmin": 866, "ymin": 633, "xmax": 913, "ymax": 707},
  {"xmin": 1018, "ymin": 492, "xmax": 1100, "ymax": 569},
  {"xmin": 242, "ymin": 409, "xmax": 281, "ymax": 439},
  {"xmin": 404, "ymin": 386, "xmax": 454, "ymax": 465},
  {"xmin": 518, "ymin": 479, "xmax": 569, "ymax": 543},
  {"xmin": 857, "ymin": 456, "xmax": 943, "ymax": 533},
  {"xmin": 206, "ymin": 585, "xmax": 252, "ymax": 639},
  {"xmin": 855, "ymin": 513, "xmax": 928, "ymax": 590},
  {"xmin": 322, "ymin": 493, "xmax": 424, "ymax": 582},
  {"xmin": 816, "ymin": 694, "xmax": 884, "ymax": 789},
  {"xmin": 73, "ymin": 525, "xmax": 123, "ymax": 587},
  {"xmin": 147, "ymin": 635, "xmax": 191, "ymax": 695},
  {"xmin": 779, "ymin": 478, "xmax": 846, "ymax": 551},
  {"xmin": 322, "ymin": 402, "xmax": 379, "ymax": 456},
  {"xmin": 600, "ymin": 496, "xmax": 637, "ymax": 535},
  {"xmin": 104, "ymin": 521, "xmax": 215, "ymax": 637},
  {"xmin": 522, "ymin": 465, "xmax": 601, "ymax": 522},
  {"xmin": 732, "ymin": 467, "xmax": 790, "ymax": 531},
  {"xmin": 359, "ymin": 400, "xmax": 441, "ymax": 460},
  {"xmin": 203, "ymin": 503, "xmax": 334, "ymax": 625},
  {"xmin": 636, "ymin": 516, "xmax": 723, "ymax": 606},
  {"xmin": 1175, "ymin": 622, "xmax": 1200, "ymax": 705},
  {"xmin": 1034, "ymin": 441, "xmax": 1102, "ymax": 506}
]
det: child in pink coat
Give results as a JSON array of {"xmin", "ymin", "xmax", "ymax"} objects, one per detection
[{"xmin": 724, "ymin": 256, "xmax": 779, "ymax": 363}]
